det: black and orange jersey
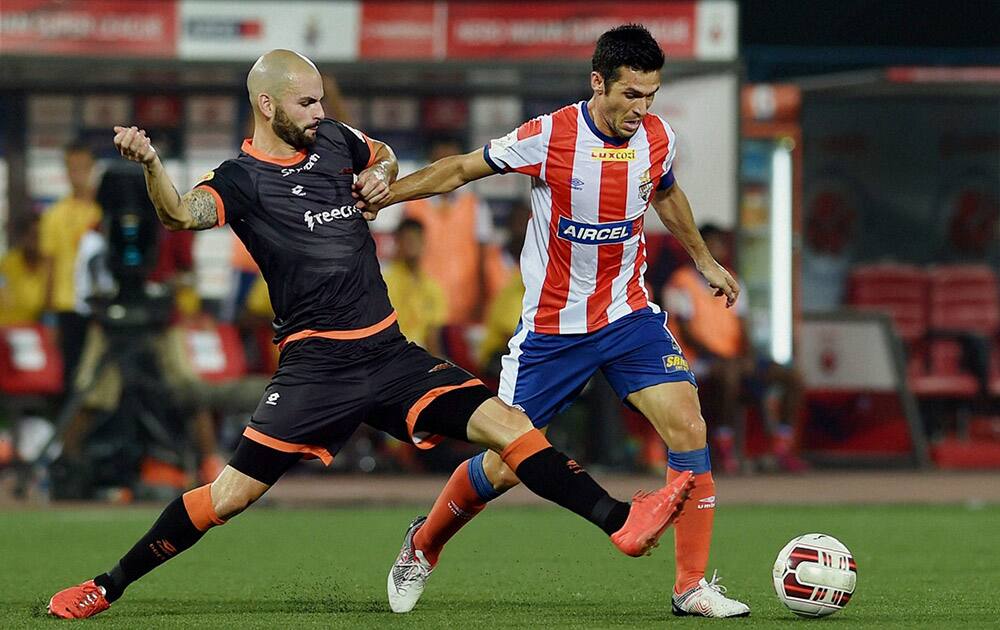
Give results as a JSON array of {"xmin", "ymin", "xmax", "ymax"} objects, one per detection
[{"xmin": 195, "ymin": 119, "xmax": 394, "ymax": 342}]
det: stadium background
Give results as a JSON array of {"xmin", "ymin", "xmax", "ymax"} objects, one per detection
[{"xmin": 0, "ymin": 1, "xmax": 998, "ymax": 627}]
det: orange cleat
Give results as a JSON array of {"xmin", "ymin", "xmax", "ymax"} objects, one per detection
[
  {"xmin": 47, "ymin": 580, "xmax": 110, "ymax": 619},
  {"xmin": 610, "ymin": 470, "xmax": 694, "ymax": 557}
]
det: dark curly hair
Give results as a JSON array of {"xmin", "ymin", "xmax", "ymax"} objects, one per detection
[{"xmin": 592, "ymin": 24, "xmax": 665, "ymax": 85}]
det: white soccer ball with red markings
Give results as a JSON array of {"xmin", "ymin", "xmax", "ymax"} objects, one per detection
[{"xmin": 772, "ymin": 533, "xmax": 857, "ymax": 618}]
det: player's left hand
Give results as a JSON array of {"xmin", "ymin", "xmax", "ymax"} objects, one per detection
[
  {"xmin": 698, "ymin": 259, "xmax": 740, "ymax": 308},
  {"xmin": 353, "ymin": 165, "xmax": 390, "ymax": 219}
]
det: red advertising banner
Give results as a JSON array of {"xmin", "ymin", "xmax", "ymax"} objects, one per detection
[
  {"xmin": 446, "ymin": 2, "xmax": 697, "ymax": 60},
  {"xmin": 360, "ymin": 1, "xmax": 443, "ymax": 60},
  {"xmin": 0, "ymin": 0, "xmax": 177, "ymax": 57}
]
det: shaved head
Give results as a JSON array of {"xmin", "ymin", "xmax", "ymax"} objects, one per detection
[
  {"xmin": 246, "ymin": 49, "xmax": 325, "ymax": 150},
  {"xmin": 247, "ymin": 49, "xmax": 320, "ymax": 107}
]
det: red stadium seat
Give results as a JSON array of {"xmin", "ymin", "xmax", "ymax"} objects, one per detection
[
  {"xmin": 926, "ymin": 264, "xmax": 999, "ymax": 336},
  {"xmin": 179, "ymin": 322, "xmax": 247, "ymax": 383},
  {"xmin": 847, "ymin": 263, "xmax": 927, "ymax": 342},
  {"xmin": 0, "ymin": 325, "xmax": 63, "ymax": 396},
  {"xmin": 848, "ymin": 263, "xmax": 987, "ymax": 399}
]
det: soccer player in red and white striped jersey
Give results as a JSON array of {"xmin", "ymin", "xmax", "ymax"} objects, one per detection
[{"xmin": 359, "ymin": 25, "xmax": 749, "ymax": 618}]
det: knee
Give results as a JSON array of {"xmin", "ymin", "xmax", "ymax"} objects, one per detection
[
  {"xmin": 660, "ymin": 405, "xmax": 707, "ymax": 450},
  {"xmin": 482, "ymin": 451, "xmax": 521, "ymax": 492},
  {"xmin": 467, "ymin": 397, "xmax": 536, "ymax": 452},
  {"xmin": 210, "ymin": 481, "xmax": 263, "ymax": 520}
]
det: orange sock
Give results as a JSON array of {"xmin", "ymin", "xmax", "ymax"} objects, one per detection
[
  {"xmin": 412, "ymin": 460, "xmax": 489, "ymax": 566},
  {"xmin": 669, "ymin": 469, "xmax": 715, "ymax": 594}
]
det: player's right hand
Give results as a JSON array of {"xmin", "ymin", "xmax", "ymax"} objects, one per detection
[{"xmin": 113, "ymin": 125, "xmax": 157, "ymax": 165}]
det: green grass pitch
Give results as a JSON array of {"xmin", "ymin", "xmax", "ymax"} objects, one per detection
[{"xmin": 2, "ymin": 504, "xmax": 997, "ymax": 628}]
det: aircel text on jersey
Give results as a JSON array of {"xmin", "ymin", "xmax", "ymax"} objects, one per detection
[
  {"xmin": 281, "ymin": 153, "xmax": 321, "ymax": 177},
  {"xmin": 304, "ymin": 207, "xmax": 361, "ymax": 230}
]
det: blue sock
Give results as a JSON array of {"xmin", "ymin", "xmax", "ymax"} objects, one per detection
[
  {"xmin": 467, "ymin": 452, "xmax": 503, "ymax": 502},
  {"xmin": 667, "ymin": 446, "xmax": 712, "ymax": 474}
]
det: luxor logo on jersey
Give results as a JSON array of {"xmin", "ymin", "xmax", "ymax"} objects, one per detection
[
  {"xmin": 304, "ymin": 206, "xmax": 361, "ymax": 230},
  {"xmin": 590, "ymin": 148, "xmax": 636, "ymax": 162}
]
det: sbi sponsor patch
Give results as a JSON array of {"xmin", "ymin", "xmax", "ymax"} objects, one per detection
[
  {"xmin": 557, "ymin": 217, "xmax": 633, "ymax": 245},
  {"xmin": 662, "ymin": 354, "xmax": 690, "ymax": 374}
]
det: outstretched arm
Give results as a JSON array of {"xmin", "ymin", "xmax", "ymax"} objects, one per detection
[
  {"xmin": 113, "ymin": 126, "xmax": 218, "ymax": 231},
  {"xmin": 651, "ymin": 182, "xmax": 739, "ymax": 307},
  {"xmin": 355, "ymin": 149, "xmax": 495, "ymax": 218}
]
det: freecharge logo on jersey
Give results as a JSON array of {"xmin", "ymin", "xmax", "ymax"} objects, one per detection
[
  {"xmin": 557, "ymin": 217, "xmax": 633, "ymax": 245},
  {"xmin": 590, "ymin": 148, "xmax": 636, "ymax": 162}
]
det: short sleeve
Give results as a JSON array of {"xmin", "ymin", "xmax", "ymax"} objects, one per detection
[
  {"xmin": 193, "ymin": 160, "xmax": 254, "ymax": 227},
  {"xmin": 656, "ymin": 116, "xmax": 678, "ymax": 191},
  {"xmin": 332, "ymin": 120, "xmax": 376, "ymax": 173},
  {"xmin": 484, "ymin": 117, "xmax": 547, "ymax": 177}
]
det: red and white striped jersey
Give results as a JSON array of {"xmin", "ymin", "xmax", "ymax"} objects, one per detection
[{"xmin": 484, "ymin": 101, "xmax": 678, "ymax": 335}]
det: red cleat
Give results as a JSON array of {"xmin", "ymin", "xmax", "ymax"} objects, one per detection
[
  {"xmin": 47, "ymin": 580, "xmax": 110, "ymax": 619},
  {"xmin": 610, "ymin": 470, "xmax": 694, "ymax": 557}
]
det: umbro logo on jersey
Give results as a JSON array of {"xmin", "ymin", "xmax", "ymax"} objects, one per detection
[
  {"xmin": 557, "ymin": 217, "xmax": 633, "ymax": 245},
  {"xmin": 697, "ymin": 495, "xmax": 716, "ymax": 510},
  {"xmin": 304, "ymin": 207, "xmax": 362, "ymax": 230},
  {"xmin": 569, "ymin": 177, "xmax": 585, "ymax": 190},
  {"xmin": 291, "ymin": 185, "xmax": 306, "ymax": 197},
  {"xmin": 590, "ymin": 148, "xmax": 636, "ymax": 162},
  {"xmin": 265, "ymin": 392, "xmax": 280, "ymax": 406}
]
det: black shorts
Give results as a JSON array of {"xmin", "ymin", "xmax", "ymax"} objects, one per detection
[{"xmin": 244, "ymin": 325, "xmax": 492, "ymax": 465}]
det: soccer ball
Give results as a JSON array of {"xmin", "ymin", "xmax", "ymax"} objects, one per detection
[{"xmin": 772, "ymin": 533, "xmax": 857, "ymax": 618}]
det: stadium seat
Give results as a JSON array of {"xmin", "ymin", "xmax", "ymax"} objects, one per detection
[
  {"xmin": 0, "ymin": 324, "xmax": 64, "ymax": 396},
  {"xmin": 179, "ymin": 322, "xmax": 247, "ymax": 383},
  {"xmin": 847, "ymin": 263, "xmax": 983, "ymax": 398},
  {"xmin": 847, "ymin": 263, "xmax": 927, "ymax": 343}
]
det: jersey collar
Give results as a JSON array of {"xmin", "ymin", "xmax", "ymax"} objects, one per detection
[
  {"xmin": 241, "ymin": 139, "xmax": 308, "ymax": 166},
  {"xmin": 580, "ymin": 101, "xmax": 629, "ymax": 147}
]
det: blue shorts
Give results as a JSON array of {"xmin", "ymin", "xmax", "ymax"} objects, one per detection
[{"xmin": 497, "ymin": 308, "xmax": 697, "ymax": 428}]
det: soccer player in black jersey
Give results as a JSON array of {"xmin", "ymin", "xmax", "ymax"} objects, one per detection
[{"xmin": 47, "ymin": 49, "xmax": 693, "ymax": 620}]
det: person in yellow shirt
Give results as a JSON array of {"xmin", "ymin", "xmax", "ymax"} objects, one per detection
[
  {"xmin": 0, "ymin": 214, "xmax": 47, "ymax": 325},
  {"xmin": 383, "ymin": 218, "xmax": 447, "ymax": 355},
  {"xmin": 478, "ymin": 202, "xmax": 532, "ymax": 374},
  {"xmin": 664, "ymin": 224, "xmax": 806, "ymax": 474},
  {"xmin": 39, "ymin": 141, "xmax": 102, "ymax": 387}
]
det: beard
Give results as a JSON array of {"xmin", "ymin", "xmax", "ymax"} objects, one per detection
[{"xmin": 272, "ymin": 106, "xmax": 316, "ymax": 149}]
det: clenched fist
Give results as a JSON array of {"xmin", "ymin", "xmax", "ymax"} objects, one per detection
[{"xmin": 113, "ymin": 126, "xmax": 157, "ymax": 165}]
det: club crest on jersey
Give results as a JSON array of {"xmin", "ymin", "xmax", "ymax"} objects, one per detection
[
  {"xmin": 639, "ymin": 169, "xmax": 654, "ymax": 202},
  {"xmin": 590, "ymin": 148, "xmax": 636, "ymax": 162},
  {"xmin": 557, "ymin": 217, "xmax": 633, "ymax": 245},
  {"xmin": 662, "ymin": 354, "xmax": 690, "ymax": 373}
]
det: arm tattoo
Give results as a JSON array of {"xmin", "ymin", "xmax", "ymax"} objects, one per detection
[{"xmin": 184, "ymin": 189, "xmax": 220, "ymax": 230}]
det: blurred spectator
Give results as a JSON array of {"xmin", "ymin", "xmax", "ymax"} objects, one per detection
[
  {"xmin": 60, "ymin": 222, "xmax": 265, "ymax": 491},
  {"xmin": 664, "ymin": 224, "xmax": 807, "ymax": 473},
  {"xmin": 149, "ymin": 227, "xmax": 199, "ymax": 317},
  {"xmin": 478, "ymin": 202, "xmax": 531, "ymax": 375},
  {"xmin": 403, "ymin": 138, "xmax": 494, "ymax": 324},
  {"xmin": 383, "ymin": 218, "xmax": 447, "ymax": 355},
  {"xmin": 222, "ymin": 237, "xmax": 260, "ymax": 322},
  {"xmin": 40, "ymin": 141, "xmax": 102, "ymax": 388},
  {"xmin": 0, "ymin": 214, "xmax": 47, "ymax": 325}
]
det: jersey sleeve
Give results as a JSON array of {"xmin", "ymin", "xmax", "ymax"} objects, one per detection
[
  {"xmin": 656, "ymin": 117, "xmax": 678, "ymax": 191},
  {"xmin": 332, "ymin": 120, "xmax": 377, "ymax": 173},
  {"xmin": 483, "ymin": 117, "xmax": 547, "ymax": 176},
  {"xmin": 193, "ymin": 160, "xmax": 254, "ymax": 227}
]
